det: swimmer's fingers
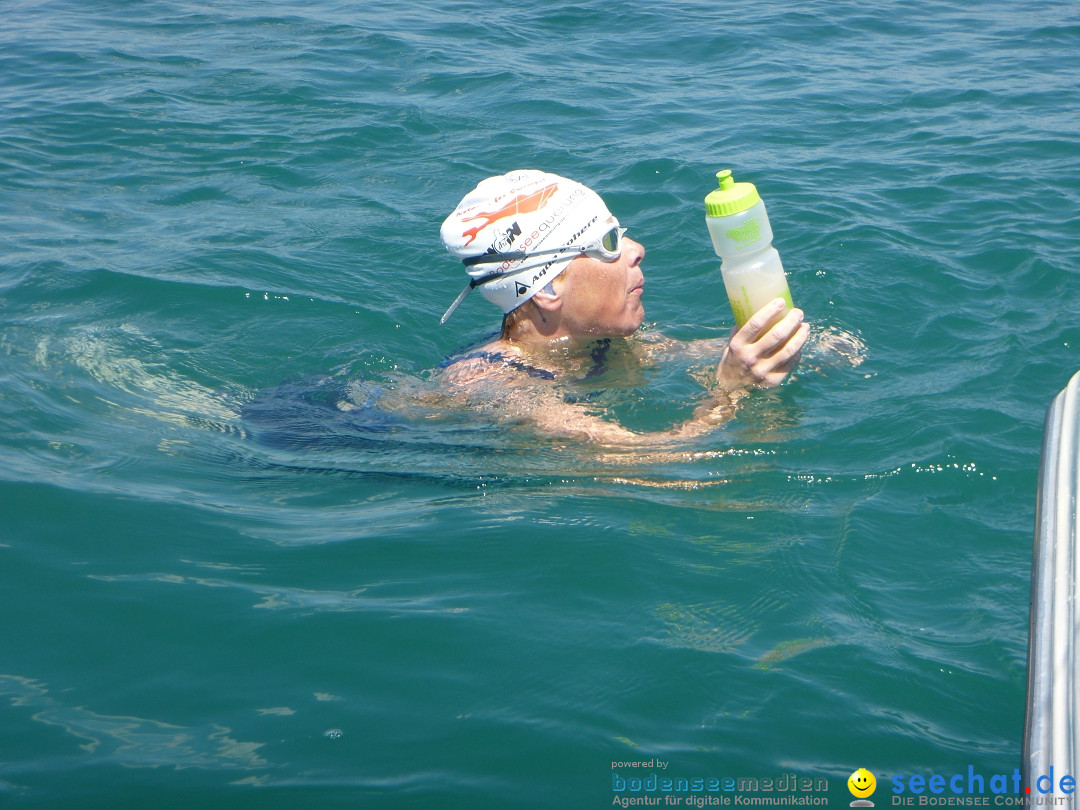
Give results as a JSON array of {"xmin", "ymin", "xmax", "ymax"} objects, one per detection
[
  {"xmin": 758, "ymin": 305, "xmax": 806, "ymax": 356},
  {"xmin": 718, "ymin": 301, "xmax": 808, "ymax": 390},
  {"xmin": 726, "ymin": 300, "xmax": 802, "ymax": 362},
  {"xmin": 756, "ymin": 321, "xmax": 809, "ymax": 387},
  {"xmin": 729, "ymin": 298, "xmax": 789, "ymax": 348}
]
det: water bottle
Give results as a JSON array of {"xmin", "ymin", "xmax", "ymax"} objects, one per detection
[{"xmin": 704, "ymin": 169, "xmax": 793, "ymax": 329}]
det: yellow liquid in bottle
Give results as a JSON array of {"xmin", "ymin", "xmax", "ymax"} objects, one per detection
[{"xmin": 721, "ymin": 246, "xmax": 793, "ymax": 329}]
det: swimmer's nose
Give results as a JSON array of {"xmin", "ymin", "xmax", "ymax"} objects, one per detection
[{"xmin": 624, "ymin": 237, "xmax": 644, "ymax": 267}]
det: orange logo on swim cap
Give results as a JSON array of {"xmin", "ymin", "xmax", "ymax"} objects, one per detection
[{"xmin": 460, "ymin": 183, "xmax": 559, "ymax": 246}]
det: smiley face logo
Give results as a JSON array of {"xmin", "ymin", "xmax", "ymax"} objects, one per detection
[{"xmin": 848, "ymin": 768, "xmax": 877, "ymax": 799}]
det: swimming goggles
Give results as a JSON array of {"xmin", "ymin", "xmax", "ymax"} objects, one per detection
[
  {"xmin": 440, "ymin": 225, "xmax": 627, "ymax": 324},
  {"xmin": 461, "ymin": 225, "xmax": 626, "ymax": 267}
]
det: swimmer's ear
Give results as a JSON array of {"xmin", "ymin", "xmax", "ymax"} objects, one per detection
[{"xmin": 532, "ymin": 281, "xmax": 562, "ymax": 313}]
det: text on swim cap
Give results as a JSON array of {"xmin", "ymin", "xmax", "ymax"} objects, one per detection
[
  {"xmin": 518, "ymin": 214, "xmax": 599, "ymax": 297},
  {"xmin": 483, "ymin": 187, "xmax": 590, "ymax": 275}
]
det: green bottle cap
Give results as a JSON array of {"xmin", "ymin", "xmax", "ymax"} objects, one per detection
[{"xmin": 704, "ymin": 169, "xmax": 761, "ymax": 217}]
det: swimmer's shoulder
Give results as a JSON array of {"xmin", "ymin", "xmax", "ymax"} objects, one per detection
[
  {"xmin": 439, "ymin": 341, "xmax": 556, "ymax": 385},
  {"xmin": 439, "ymin": 348, "xmax": 505, "ymax": 385}
]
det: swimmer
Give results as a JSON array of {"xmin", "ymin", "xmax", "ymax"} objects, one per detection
[{"xmin": 437, "ymin": 169, "xmax": 810, "ymax": 446}]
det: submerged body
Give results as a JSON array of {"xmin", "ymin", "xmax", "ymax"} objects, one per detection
[{"xmin": 437, "ymin": 330, "xmax": 733, "ymax": 446}]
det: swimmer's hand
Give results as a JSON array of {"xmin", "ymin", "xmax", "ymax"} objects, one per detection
[{"xmin": 716, "ymin": 298, "xmax": 809, "ymax": 392}]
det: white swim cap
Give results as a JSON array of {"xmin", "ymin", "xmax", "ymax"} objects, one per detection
[{"xmin": 439, "ymin": 169, "xmax": 615, "ymax": 323}]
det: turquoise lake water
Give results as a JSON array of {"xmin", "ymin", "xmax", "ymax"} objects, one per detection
[{"xmin": 2, "ymin": 1, "xmax": 1079, "ymax": 807}]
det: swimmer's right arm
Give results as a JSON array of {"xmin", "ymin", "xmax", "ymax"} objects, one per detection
[
  {"xmin": 496, "ymin": 374, "xmax": 740, "ymax": 448},
  {"xmin": 528, "ymin": 395, "xmax": 735, "ymax": 447},
  {"xmin": 441, "ymin": 354, "xmax": 729, "ymax": 447}
]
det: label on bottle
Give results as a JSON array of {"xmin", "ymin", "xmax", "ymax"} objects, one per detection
[{"xmin": 725, "ymin": 216, "xmax": 762, "ymax": 248}]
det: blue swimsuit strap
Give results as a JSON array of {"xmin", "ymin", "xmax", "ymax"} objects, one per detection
[{"xmin": 449, "ymin": 350, "xmax": 556, "ymax": 380}]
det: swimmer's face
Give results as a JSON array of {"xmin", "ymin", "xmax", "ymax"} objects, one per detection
[
  {"xmin": 555, "ymin": 226, "xmax": 646, "ymax": 338},
  {"xmin": 848, "ymin": 769, "xmax": 876, "ymax": 798}
]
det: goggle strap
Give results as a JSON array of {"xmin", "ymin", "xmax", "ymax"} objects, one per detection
[
  {"xmin": 440, "ymin": 268, "xmax": 523, "ymax": 323},
  {"xmin": 439, "ymin": 281, "xmax": 474, "ymax": 324},
  {"xmin": 462, "ymin": 247, "xmax": 576, "ymax": 267}
]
